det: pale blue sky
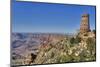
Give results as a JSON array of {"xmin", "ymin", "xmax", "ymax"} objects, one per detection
[{"xmin": 12, "ymin": 0, "xmax": 96, "ymax": 33}]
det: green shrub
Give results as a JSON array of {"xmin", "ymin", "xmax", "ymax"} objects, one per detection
[
  {"xmin": 70, "ymin": 37, "xmax": 75, "ymax": 44},
  {"xmin": 59, "ymin": 54, "xmax": 72, "ymax": 62},
  {"xmin": 75, "ymin": 36, "xmax": 81, "ymax": 43},
  {"xmin": 70, "ymin": 36, "xmax": 81, "ymax": 45}
]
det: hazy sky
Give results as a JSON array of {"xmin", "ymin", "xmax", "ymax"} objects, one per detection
[{"xmin": 12, "ymin": 0, "xmax": 96, "ymax": 33}]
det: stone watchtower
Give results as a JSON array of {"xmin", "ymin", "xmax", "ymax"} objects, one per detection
[{"xmin": 80, "ymin": 14, "xmax": 90, "ymax": 33}]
